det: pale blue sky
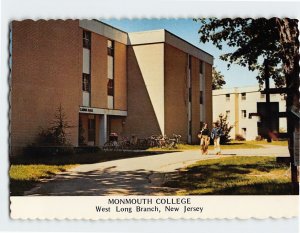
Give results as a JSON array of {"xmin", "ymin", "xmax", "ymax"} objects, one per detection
[{"xmin": 103, "ymin": 18, "xmax": 260, "ymax": 88}]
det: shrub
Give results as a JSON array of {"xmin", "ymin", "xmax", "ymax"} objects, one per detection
[
  {"xmin": 25, "ymin": 104, "xmax": 75, "ymax": 156},
  {"xmin": 74, "ymin": 146, "xmax": 101, "ymax": 154},
  {"xmin": 255, "ymin": 135, "xmax": 264, "ymax": 141},
  {"xmin": 235, "ymin": 134, "xmax": 246, "ymax": 141},
  {"xmin": 24, "ymin": 145, "xmax": 74, "ymax": 156},
  {"xmin": 215, "ymin": 113, "xmax": 233, "ymax": 144}
]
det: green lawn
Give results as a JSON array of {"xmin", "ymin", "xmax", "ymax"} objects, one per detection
[
  {"xmin": 164, "ymin": 156, "xmax": 293, "ymax": 195},
  {"xmin": 147, "ymin": 141, "xmax": 264, "ymax": 151},
  {"xmin": 10, "ymin": 164, "xmax": 74, "ymax": 195},
  {"xmin": 147, "ymin": 140, "xmax": 288, "ymax": 151}
]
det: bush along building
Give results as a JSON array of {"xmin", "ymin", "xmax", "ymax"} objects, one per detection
[
  {"xmin": 213, "ymin": 86, "xmax": 287, "ymax": 141},
  {"xmin": 10, "ymin": 19, "xmax": 213, "ymax": 156}
]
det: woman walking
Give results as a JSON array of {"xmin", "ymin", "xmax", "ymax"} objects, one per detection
[
  {"xmin": 198, "ymin": 123, "xmax": 210, "ymax": 155},
  {"xmin": 211, "ymin": 122, "xmax": 223, "ymax": 155}
]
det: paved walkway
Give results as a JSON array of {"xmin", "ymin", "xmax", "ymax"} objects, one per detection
[{"xmin": 25, "ymin": 145, "xmax": 289, "ymax": 196}]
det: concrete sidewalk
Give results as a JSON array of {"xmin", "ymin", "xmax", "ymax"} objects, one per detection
[{"xmin": 24, "ymin": 145, "xmax": 289, "ymax": 196}]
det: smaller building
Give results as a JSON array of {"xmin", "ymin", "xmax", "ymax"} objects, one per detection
[{"xmin": 213, "ymin": 86, "xmax": 287, "ymax": 140}]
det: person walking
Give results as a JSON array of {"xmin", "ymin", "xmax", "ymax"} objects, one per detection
[
  {"xmin": 198, "ymin": 123, "xmax": 210, "ymax": 155},
  {"xmin": 211, "ymin": 122, "xmax": 223, "ymax": 155}
]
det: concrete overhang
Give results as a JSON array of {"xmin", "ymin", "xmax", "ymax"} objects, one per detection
[
  {"xmin": 79, "ymin": 107, "xmax": 127, "ymax": 116},
  {"xmin": 80, "ymin": 20, "xmax": 214, "ymax": 65},
  {"xmin": 128, "ymin": 29, "xmax": 214, "ymax": 65}
]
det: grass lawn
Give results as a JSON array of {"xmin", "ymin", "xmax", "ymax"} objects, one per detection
[
  {"xmin": 164, "ymin": 156, "xmax": 293, "ymax": 195},
  {"xmin": 10, "ymin": 164, "xmax": 74, "ymax": 195},
  {"xmin": 148, "ymin": 141, "xmax": 264, "ymax": 151},
  {"xmin": 249, "ymin": 140, "xmax": 288, "ymax": 146},
  {"xmin": 147, "ymin": 139, "xmax": 288, "ymax": 151}
]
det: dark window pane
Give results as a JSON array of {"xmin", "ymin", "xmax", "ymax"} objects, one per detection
[
  {"xmin": 241, "ymin": 93, "xmax": 246, "ymax": 100},
  {"xmin": 82, "ymin": 73, "xmax": 90, "ymax": 92},
  {"xmin": 107, "ymin": 79, "xmax": 114, "ymax": 96},
  {"xmin": 83, "ymin": 31, "xmax": 91, "ymax": 49},
  {"xmin": 107, "ymin": 47, "xmax": 114, "ymax": 56},
  {"xmin": 200, "ymin": 61, "xmax": 203, "ymax": 74},
  {"xmin": 200, "ymin": 91, "xmax": 203, "ymax": 104}
]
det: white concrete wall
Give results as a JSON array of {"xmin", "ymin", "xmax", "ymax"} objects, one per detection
[
  {"xmin": 82, "ymin": 48, "xmax": 90, "ymax": 74},
  {"xmin": 213, "ymin": 86, "xmax": 287, "ymax": 141},
  {"xmin": 213, "ymin": 88, "xmax": 236, "ymax": 140},
  {"xmin": 131, "ymin": 43, "xmax": 165, "ymax": 135}
]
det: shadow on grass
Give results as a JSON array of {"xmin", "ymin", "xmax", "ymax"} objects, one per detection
[
  {"xmin": 10, "ymin": 150, "xmax": 177, "ymax": 166},
  {"xmin": 164, "ymin": 158, "xmax": 294, "ymax": 195},
  {"xmin": 10, "ymin": 179, "xmax": 39, "ymax": 196}
]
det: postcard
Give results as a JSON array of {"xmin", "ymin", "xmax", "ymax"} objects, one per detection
[{"xmin": 9, "ymin": 18, "xmax": 299, "ymax": 220}]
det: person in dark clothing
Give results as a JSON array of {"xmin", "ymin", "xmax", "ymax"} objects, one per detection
[
  {"xmin": 198, "ymin": 123, "xmax": 210, "ymax": 155},
  {"xmin": 211, "ymin": 122, "xmax": 223, "ymax": 155}
]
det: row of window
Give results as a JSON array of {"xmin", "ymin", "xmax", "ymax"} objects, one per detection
[
  {"xmin": 188, "ymin": 55, "xmax": 204, "ymax": 74},
  {"xmin": 225, "ymin": 93, "xmax": 247, "ymax": 101},
  {"xmin": 188, "ymin": 90, "xmax": 204, "ymax": 104},
  {"xmin": 224, "ymin": 92, "xmax": 282, "ymax": 101},
  {"xmin": 225, "ymin": 110, "xmax": 247, "ymax": 119},
  {"xmin": 82, "ymin": 74, "xmax": 114, "ymax": 96},
  {"xmin": 82, "ymin": 30, "xmax": 115, "ymax": 98}
]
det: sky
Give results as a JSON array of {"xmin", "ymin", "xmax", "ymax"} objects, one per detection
[{"xmin": 103, "ymin": 18, "xmax": 260, "ymax": 89}]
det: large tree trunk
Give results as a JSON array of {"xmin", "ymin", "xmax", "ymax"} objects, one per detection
[{"xmin": 277, "ymin": 18, "xmax": 299, "ymax": 194}]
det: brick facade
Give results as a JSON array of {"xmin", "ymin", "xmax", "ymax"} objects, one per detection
[
  {"xmin": 11, "ymin": 20, "xmax": 81, "ymax": 155},
  {"xmin": 10, "ymin": 20, "xmax": 213, "ymax": 155}
]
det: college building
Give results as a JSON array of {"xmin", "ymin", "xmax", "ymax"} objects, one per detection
[
  {"xmin": 10, "ymin": 19, "xmax": 213, "ymax": 155},
  {"xmin": 213, "ymin": 86, "xmax": 287, "ymax": 140}
]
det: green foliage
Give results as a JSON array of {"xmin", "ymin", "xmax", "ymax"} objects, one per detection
[
  {"xmin": 194, "ymin": 18, "xmax": 299, "ymax": 88},
  {"xmin": 216, "ymin": 113, "xmax": 233, "ymax": 144},
  {"xmin": 212, "ymin": 66, "xmax": 226, "ymax": 90}
]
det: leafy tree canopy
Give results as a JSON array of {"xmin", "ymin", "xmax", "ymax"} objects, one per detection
[
  {"xmin": 194, "ymin": 18, "xmax": 299, "ymax": 88},
  {"xmin": 212, "ymin": 66, "xmax": 226, "ymax": 90}
]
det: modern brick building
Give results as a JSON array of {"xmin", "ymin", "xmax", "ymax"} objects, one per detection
[{"xmin": 10, "ymin": 19, "xmax": 213, "ymax": 155}]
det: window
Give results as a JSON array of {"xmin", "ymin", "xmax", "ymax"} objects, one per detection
[
  {"xmin": 241, "ymin": 92, "xmax": 246, "ymax": 100},
  {"xmin": 107, "ymin": 79, "xmax": 114, "ymax": 96},
  {"xmin": 226, "ymin": 110, "xmax": 230, "ymax": 119},
  {"xmin": 241, "ymin": 110, "xmax": 247, "ymax": 119},
  {"xmin": 199, "ymin": 61, "xmax": 203, "ymax": 74},
  {"xmin": 107, "ymin": 40, "xmax": 114, "ymax": 56},
  {"xmin": 260, "ymin": 93, "xmax": 265, "ymax": 99},
  {"xmin": 226, "ymin": 94, "xmax": 230, "ymax": 101},
  {"xmin": 82, "ymin": 73, "xmax": 90, "ymax": 92},
  {"xmin": 242, "ymin": 128, "xmax": 247, "ymax": 137},
  {"xmin": 83, "ymin": 31, "xmax": 91, "ymax": 49},
  {"xmin": 200, "ymin": 91, "xmax": 203, "ymax": 104},
  {"xmin": 281, "ymin": 94, "xmax": 287, "ymax": 101}
]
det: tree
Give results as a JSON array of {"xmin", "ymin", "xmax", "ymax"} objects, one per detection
[
  {"xmin": 212, "ymin": 66, "xmax": 226, "ymax": 90},
  {"xmin": 38, "ymin": 104, "xmax": 73, "ymax": 145},
  {"xmin": 195, "ymin": 18, "xmax": 299, "ymax": 193},
  {"xmin": 216, "ymin": 113, "xmax": 233, "ymax": 144}
]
